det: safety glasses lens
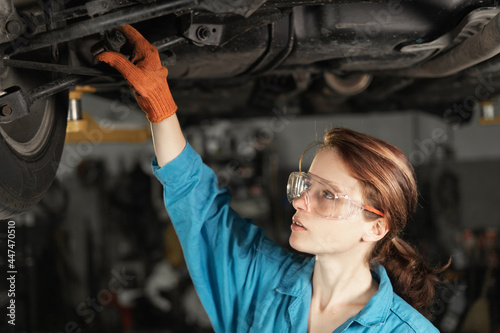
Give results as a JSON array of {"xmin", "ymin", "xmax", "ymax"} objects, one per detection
[
  {"xmin": 287, "ymin": 172, "xmax": 363, "ymax": 220},
  {"xmin": 287, "ymin": 172, "xmax": 309, "ymax": 202}
]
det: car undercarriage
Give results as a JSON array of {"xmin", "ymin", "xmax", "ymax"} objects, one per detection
[{"xmin": 1, "ymin": 0, "xmax": 500, "ymax": 218}]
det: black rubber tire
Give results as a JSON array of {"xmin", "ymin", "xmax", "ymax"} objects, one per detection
[{"xmin": 0, "ymin": 70, "xmax": 68, "ymax": 219}]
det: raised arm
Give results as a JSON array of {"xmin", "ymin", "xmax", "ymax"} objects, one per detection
[
  {"xmin": 93, "ymin": 24, "xmax": 185, "ymax": 166},
  {"xmin": 150, "ymin": 115, "xmax": 185, "ymax": 166},
  {"xmin": 93, "ymin": 26, "xmax": 300, "ymax": 332}
]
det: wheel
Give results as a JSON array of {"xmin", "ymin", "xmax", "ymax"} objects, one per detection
[{"xmin": 0, "ymin": 57, "xmax": 68, "ymax": 219}]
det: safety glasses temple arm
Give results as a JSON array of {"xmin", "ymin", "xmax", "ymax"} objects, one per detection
[{"xmin": 363, "ymin": 205, "xmax": 384, "ymax": 217}]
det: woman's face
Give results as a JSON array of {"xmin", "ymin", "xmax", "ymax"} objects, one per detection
[{"xmin": 289, "ymin": 149, "xmax": 376, "ymax": 257}]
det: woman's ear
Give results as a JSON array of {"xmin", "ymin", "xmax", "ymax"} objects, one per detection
[{"xmin": 362, "ymin": 218, "xmax": 389, "ymax": 242}]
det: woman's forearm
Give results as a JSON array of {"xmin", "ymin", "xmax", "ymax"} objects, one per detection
[{"xmin": 150, "ymin": 114, "xmax": 186, "ymax": 167}]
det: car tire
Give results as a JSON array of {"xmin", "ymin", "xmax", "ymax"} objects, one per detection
[{"xmin": 0, "ymin": 66, "xmax": 68, "ymax": 219}]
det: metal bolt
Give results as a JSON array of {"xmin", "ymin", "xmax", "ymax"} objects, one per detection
[
  {"xmin": 5, "ymin": 20, "xmax": 22, "ymax": 35},
  {"xmin": 1, "ymin": 105, "xmax": 13, "ymax": 116},
  {"xmin": 105, "ymin": 30, "xmax": 126, "ymax": 52},
  {"xmin": 196, "ymin": 26, "xmax": 211, "ymax": 40}
]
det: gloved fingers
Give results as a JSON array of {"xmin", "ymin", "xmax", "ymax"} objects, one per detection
[
  {"xmin": 127, "ymin": 46, "xmax": 162, "ymax": 72},
  {"xmin": 134, "ymin": 47, "xmax": 164, "ymax": 71},
  {"xmin": 95, "ymin": 50, "xmax": 145, "ymax": 86},
  {"xmin": 116, "ymin": 25, "xmax": 156, "ymax": 63},
  {"xmin": 128, "ymin": 43, "xmax": 163, "ymax": 71},
  {"xmin": 116, "ymin": 25, "xmax": 147, "ymax": 47}
]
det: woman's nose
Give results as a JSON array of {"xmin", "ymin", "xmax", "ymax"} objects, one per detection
[{"xmin": 292, "ymin": 192, "xmax": 309, "ymax": 211}]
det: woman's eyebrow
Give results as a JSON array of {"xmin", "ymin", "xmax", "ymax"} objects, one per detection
[{"xmin": 308, "ymin": 172, "xmax": 343, "ymax": 192}]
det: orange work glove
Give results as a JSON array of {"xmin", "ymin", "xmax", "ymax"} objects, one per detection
[{"xmin": 94, "ymin": 25, "xmax": 177, "ymax": 123}]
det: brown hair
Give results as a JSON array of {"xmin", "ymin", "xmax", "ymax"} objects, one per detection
[{"xmin": 317, "ymin": 127, "xmax": 449, "ymax": 318}]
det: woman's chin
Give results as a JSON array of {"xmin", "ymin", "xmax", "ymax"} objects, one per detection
[{"xmin": 289, "ymin": 234, "xmax": 307, "ymax": 253}]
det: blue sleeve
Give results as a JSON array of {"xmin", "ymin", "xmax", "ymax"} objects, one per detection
[{"xmin": 152, "ymin": 143, "xmax": 287, "ymax": 331}]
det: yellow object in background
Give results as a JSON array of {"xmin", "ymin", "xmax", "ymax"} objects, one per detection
[
  {"xmin": 66, "ymin": 85, "xmax": 151, "ymax": 143},
  {"xmin": 69, "ymin": 85, "xmax": 96, "ymax": 100},
  {"xmin": 65, "ymin": 112, "xmax": 151, "ymax": 143},
  {"xmin": 479, "ymin": 99, "xmax": 500, "ymax": 125}
]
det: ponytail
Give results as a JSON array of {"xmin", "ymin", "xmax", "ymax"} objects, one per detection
[{"xmin": 371, "ymin": 236, "xmax": 450, "ymax": 319}]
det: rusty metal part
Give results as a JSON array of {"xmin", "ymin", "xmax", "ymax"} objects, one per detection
[
  {"xmin": 90, "ymin": 29, "xmax": 127, "ymax": 57},
  {"xmin": 4, "ymin": 0, "xmax": 198, "ymax": 56},
  {"xmin": 0, "ymin": 0, "xmax": 25, "ymax": 43},
  {"xmin": 400, "ymin": 11, "xmax": 500, "ymax": 78},
  {"xmin": 324, "ymin": 73, "xmax": 373, "ymax": 96},
  {"xmin": 0, "ymin": 86, "xmax": 29, "ymax": 123},
  {"xmin": 2, "ymin": 58, "xmax": 111, "ymax": 76},
  {"xmin": 0, "ymin": 104, "xmax": 12, "ymax": 116}
]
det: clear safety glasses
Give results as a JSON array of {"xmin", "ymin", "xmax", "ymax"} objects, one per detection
[{"xmin": 287, "ymin": 172, "xmax": 385, "ymax": 220}]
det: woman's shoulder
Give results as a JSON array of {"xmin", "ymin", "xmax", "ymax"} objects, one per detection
[
  {"xmin": 366, "ymin": 265, "xmax": 439, "ymax": 332},
  {"xmin": 387, "ymin": 293, "xmax": 439, "ymax": 333}
]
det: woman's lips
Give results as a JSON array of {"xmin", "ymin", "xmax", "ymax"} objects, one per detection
[{"xmin": 291, "ymin": 217, "xmax": 307, "ymax": 231}]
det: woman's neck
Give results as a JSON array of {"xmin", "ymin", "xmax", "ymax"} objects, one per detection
[{"xmin": 311, "ymin": 255, "xmax": 378, "ymax": 311}]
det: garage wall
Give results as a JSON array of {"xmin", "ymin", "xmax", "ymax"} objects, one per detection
[
  {"xmin": 268, "ymin": 110, "xmax": 500, "ymax": 170},
  {"xmin": 271, "ymin": 111, "xmax": 415, "ymax": 170},
  {"xmin": 452, "ymin": 111, "xmax": 500, "ymax": 161},
  {"xmin": 63, "ymin": 95, "xmax": 500, "ymax": 175}
]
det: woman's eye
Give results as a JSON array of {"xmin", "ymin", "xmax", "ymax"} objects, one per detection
[{"xmin": 322, "ymin": 190, "xmax": 336, "ymax": 200}]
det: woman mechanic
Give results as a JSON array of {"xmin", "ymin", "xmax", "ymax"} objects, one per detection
[{"xmin": 95, "ymin": 25, "xmax": 446, "ymax": 332}]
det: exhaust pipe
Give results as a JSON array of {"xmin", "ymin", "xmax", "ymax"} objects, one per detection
[{"xmin": 400, "ymin": 11, "xmax": 500, "ymax": 78}]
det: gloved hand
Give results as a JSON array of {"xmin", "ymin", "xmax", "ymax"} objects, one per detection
[{"xmin": 94, "ymin": 25, "xmax": 177, "ymax": 123}]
